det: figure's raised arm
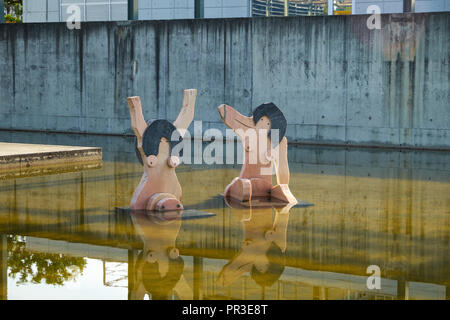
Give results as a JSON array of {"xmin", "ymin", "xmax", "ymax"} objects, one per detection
[
  {"xmin": 218, "ymin": 104, "xmax": 254, "ymax": 131},
  {"xmin": 127, "ymin": 96, "xmax": 147, "ymax": 144},
  {"xmin": 173, "ymin": 89, "xmax": 197, "ymax": 134}
]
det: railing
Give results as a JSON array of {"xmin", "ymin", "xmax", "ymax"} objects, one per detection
[
  {"xmin": 252, "ymin": 0, "xmax": 326, "ymax": 17},
  {"xmin": 252, "ymin": 0, "xmax": 356, "ymax": 17}
]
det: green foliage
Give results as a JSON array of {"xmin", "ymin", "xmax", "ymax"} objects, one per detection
[
  {"xmin": 4, "ymin": 14, "xmax": 20, "ymax": 23},
  {"xmin": 5, "ymin": 0, "xmax": 22, "ymax": 5},
  {"xmin": 7, "ymin": 236, "xmax": 87, "ymax": 286},
  {"xmin": 3, "ymin": 0, "xmax": 23, "ymax": 23}
]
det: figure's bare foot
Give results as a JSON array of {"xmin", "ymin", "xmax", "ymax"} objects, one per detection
[{"xmin": 270, "ymin": 184, "xmax": 297, "ymax": 204}]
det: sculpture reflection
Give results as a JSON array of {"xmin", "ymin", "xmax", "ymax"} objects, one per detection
[
  {"xmin": 217, "ymin": 200, "xmax": 294, "ymax": 297},
  {"xmin": 129, "ymin": 210, "xmax": 192, "ymax": 300}
]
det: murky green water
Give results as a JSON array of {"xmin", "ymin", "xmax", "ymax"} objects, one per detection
[{"xmin": 0, "ymin": 131, "xmax": 449, "ymax": 300}]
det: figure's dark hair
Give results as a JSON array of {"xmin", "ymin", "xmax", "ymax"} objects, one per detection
[
  {"xmin": 250, "ymin": 242, "xmax": 285, "ymax": 288},
  {"xmin": 252, "ymin": 103, "xmax": 287, "ymax": 145},
  {"xmin": 135, "ymin": 119, "xmax": 182, "ymax": 165},
  {"xmin": 140, "ymin": 250, "xmax": 185, "ymax": 300}
]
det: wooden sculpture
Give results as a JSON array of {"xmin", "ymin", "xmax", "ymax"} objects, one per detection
[
  {"xmin": 127, "ymin": 89, "xmax": 197, "ymax": 212},
  {"xmin": 218, "ymin": 103, "xmax": 297, "ymax": 204}
]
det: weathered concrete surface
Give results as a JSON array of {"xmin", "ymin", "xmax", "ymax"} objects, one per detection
[
  {"xmin": 0, "ymin": 13, "xmax": 449, "ymax": 149},
  {"xmin": 0, "ymin": 142, "xmax": 102, "ymax": 178}
]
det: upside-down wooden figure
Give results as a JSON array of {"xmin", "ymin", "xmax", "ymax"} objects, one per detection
[{"xmin": 127, "ymin": 89, "xmax": 197, "ymax": 212}]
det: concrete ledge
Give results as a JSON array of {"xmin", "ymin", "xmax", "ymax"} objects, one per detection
[{"xmin": 0, "ymin": 142, "xmax": 102, "ymax": 179}]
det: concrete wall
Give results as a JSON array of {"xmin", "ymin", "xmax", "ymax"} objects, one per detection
[{"xmin": 0, "ymin": 13, "xmax": 449, "ymax": 149}]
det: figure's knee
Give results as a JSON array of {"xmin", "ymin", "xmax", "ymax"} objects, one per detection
[
  {"xmin": 250, "ymin": 178, "xmax": 272, "ymax": 197},
  {"xmin": 225, "ymin": 178, "xmax": 252, "ymax": 202}
]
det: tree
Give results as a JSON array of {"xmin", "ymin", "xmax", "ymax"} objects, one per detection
[{"xmin": 3, "ymin": 0, "xmax": 22, "ymax": 23}]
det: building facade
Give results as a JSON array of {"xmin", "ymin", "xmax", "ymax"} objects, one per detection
[
  {"xmin": 20, "ymin": 0, "xmax": 450, "ymax": 23},
  {"xmin": 22, "ymin": 0, "xmax": 252, "ymax": 23},
  {"xmin": 23, "ymin": 0, "xmax": 128, "ymax": 23},
  {"xmin": 353, "ymin": 0, "xmax": 450, "ymax": 14}
]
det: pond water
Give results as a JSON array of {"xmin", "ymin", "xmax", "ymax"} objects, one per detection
[{"xmin": 0, "ymin": 131, "xmax": 449, "ymax": 300}]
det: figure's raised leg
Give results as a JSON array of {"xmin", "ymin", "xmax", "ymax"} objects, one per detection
[
  {"xmin": 127, "ymin": 97, "xmax": 147, "ymax": 142},
  {"xmin": 127, "ymin": 96, "xmax": 148, "ymax": 160},
  {"xmin": 174, "ymin": 89, "xmax": 197, "ymax": 134}
]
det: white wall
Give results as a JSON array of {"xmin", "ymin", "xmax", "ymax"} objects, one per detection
[
  {"xmin": 21, "ymin": 0, "xmax": 450, "ymax": 23},
  {"xmin": 352, "ymin": 0, "xmax": 403, "ymax": 14},
  {"xmin": 415, "ymin": 0, "xmax": 450, "ymax": 12},
  {"xmin": 23, "ymin": 0, "xmax": 128, "ymax": 23},
  {"xmin": 352, "ymin": 0, "xmax": 450, "ymax": 14},
  {"xmin": 138, "ymin": 0, "xmax": 195, "ymax": 20},
  {"xmin": 138, "ymin": 0, "xmax": 251, "ymax": 20},
  {"xmin": 23, "ymin": 0, "xmax": 57, "ymax": 22},
  {"xmin": 23, "ymin": 0, "xmax": 252, "ymax": 22},
  {"xmin": 204, "ymin": 0, "xmax": 251, "ymax": 18}
]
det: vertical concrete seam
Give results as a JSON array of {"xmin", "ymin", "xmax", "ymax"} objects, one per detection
[
  {"xmin": 79, "ymin": 27, "xmax": 84, "ymax": 131},
  {"xmin": 155, "ymin": 22, "xmax": 160, "ymax": 118},
  {"xmin": 223, "ymin": 20, "xmax": 227, "ymax": 105},
  {"xmin": 165, "ymin": 22, "xmax": 170, "ymax": 120},
  {"xmin": 343, "ymin": 16, "xmax": 349, "ymax": 145}
]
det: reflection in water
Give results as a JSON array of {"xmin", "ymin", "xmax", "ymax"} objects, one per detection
[
  {"xmin": 218, "ymin": 202, "xmax": 294, "ymax": 299},
  {"xmin": 129, "ymin": 211, "xmax": 186, "ymax": 300},
  {"xmin": 0, "ymin": 132, "xmax": 449, "ymax": 300},
  {"xmin": 7, "ymin": 235, "xmax": 86, "ymax": 286}
]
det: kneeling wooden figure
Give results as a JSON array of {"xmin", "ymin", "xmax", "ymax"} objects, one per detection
[{"xmin": 218, "ymin": 102, "xmax": 297, "ymax": 205}]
